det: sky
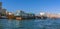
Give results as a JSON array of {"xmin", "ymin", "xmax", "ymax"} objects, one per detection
[{"xmin": 0, "ymin": 0, "xmax": 60, "ymax": 14}]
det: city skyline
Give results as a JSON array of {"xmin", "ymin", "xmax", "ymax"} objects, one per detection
[{"xmin": 0, "ymin": 0, "xmax": 60, "ymax": 14}]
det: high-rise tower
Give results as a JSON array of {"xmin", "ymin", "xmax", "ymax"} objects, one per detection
[{"xmin": 0, "ymin": 2, "xmax": 2, "ymax": 13}]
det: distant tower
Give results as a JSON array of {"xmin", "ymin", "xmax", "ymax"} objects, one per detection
[
  {"xmin": 0, "ymin": 2, "xmax": 2, "ymax": 7},
  {"xmin": 0, "ymin": 2, "xmax": 2, "ymax": 13}
]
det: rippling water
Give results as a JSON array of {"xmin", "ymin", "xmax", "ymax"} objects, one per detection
[{"xmin": 0, "ymin": 19, "xmax": 60, "ymax": 29}]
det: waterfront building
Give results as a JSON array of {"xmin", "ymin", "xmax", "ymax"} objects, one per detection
[
  {"xmin": 14, "ymin": 10, "xmax": 26, "ymax": 16},
  {"xmin": 14, "ymin": 10, "xmax": 28, "ymax": 19},
  {"xmin": 1, "ymin": 8, "xmax": 6, "ymax": 16},
  {"xmin": 14, "ymin": 10, "xmax": 35, "ymax": 19},
  {"xmin": 14, "ymin": 10, "xmax": 35, "ymax": 17}
]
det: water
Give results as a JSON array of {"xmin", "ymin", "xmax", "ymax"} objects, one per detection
[{"xmin": 0, "ymin": 19, "xmax": 60, "ymax": 29}]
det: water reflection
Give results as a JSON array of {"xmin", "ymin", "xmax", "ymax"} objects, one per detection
[{"xmin": 0, "ymin": 19, "xmax": 60, "ymax": 29}]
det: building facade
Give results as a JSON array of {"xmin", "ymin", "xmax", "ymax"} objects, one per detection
[{"xmin": 2, "ymin": 8, "xmax": 6, "ymax": 15}]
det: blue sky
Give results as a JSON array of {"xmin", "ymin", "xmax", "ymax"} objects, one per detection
[{"xmin": 0, "ymin": 0, "xmax": 60, "ymax": 14}]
